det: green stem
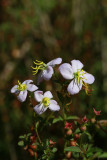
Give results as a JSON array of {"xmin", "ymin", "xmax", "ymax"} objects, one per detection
[{"xmin": 35, "ymin": 126, "xmax": 42, "ymax": 145}]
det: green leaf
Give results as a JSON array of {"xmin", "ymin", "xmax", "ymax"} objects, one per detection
[
  {"xmin": 98, "ymin": 152, "xmax": 107, "ymax": 158},
  {"xmin": 64, "ymin": 146, "xmax": 82, "ymax": 153},
  {"xmin": 27, "ymin": 133, "xmax": 31, "ymax": 136},
  {"xmin": 74, "ymin": 128, "xmax": 81, "ymax": 134},
  {"xmin": 66, "ymin": 116, "xmax": 79, "ymax": 120},
  {"xmin": 52, "ymin": 148, "xmax": 57, "ymax": 153},
  {"xmin": 18, "ymin": 141, "xmax": 24, "ymax": 146},
  {"xmin": 52, "ymin": 116, "xmax": 63, "ymax": 123},
  {"xmin": 19, "ymin": 135, "xmax": 24, "ymax": 139},
  {"xmin": 35, "ymin": 121, "xmax": 39, "ymax": 128}
]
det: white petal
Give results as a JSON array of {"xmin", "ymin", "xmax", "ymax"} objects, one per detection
[
  {"xmin": 49, "ymin": 100, "xmax": 60, "ymax": 111},
  {"xmin": 37, "ymin": 72, "xmax": 44, "ymax": 85},
  {"xmin": 27, "ymin": 84, "xmax": 38, "ymax": 92},
  {"xmin": 34, "ymin": 91, "xmax": 43, "ymax": 102},
  {"xmin": 11, "ymin": 85, "xmax": 18, "ymax": 93},
  {"xmin": 71, "ymin": 60, "xmax": 84, "ymax": 73},
  {"xmin": 44, "ymin": 91, "xmax": 53, "ymax": 99},
  {"xmin": 83, "ymin": 72, "xmax": 95, "ymax": 84},
  {"xmin": 17, "ymin": 91, "xmax": 27, "ymax": 102},
  {"xmin": 22, "ymin": 80, "xmax": 33, "ymax": 85},
  {"xmin": 59, "ymin": 63, "xmax": 74, "ymax": 80},
  {"xmin": 42, "ymin": 66, "xmax": 54, "ymax": 80},
  {"xmin": 47, "ymin": 58, "xmax": 62, "ymax": 67},
  {"xmin": 67, "ymin": 79, "xmax": 82, "ymax": 95},
  {"xmin": 34, "ymin": 104, "xmax": 47, "ymax": 115}
]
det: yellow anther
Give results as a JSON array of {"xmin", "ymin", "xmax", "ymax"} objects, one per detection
[
  {"xmin": 42, "ymin": 97, "xmax": 50, "ymax": 107},
  {"xmin": 17, "ymin": 80, "xmax": 27, "ymax": 91},
  {"xmin": 74, "ymin": 69, "xmax": 87, "ymax": 85},
  {"xmin": 31, "ymin": 60, "xmax": 47, "ymax": 75}
]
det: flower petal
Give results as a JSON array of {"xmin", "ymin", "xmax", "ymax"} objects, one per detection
[
  {"xmin": 22, "ymin": 80, "xmax": 33, "ymax": 85},
  {"xmin": 37, "ymin": 72, "xmax": 44, "ymax": 85},
  {"xmin": 42, "ymin": 66, "xmax": 54, "ymax": 80},
  {"xmin": 11, "ymin": 85, "xmax": 18, "ymax": 93},
  {"xmin": 34, "ymin": 91, "xmax": 43, "ymax": 102},
  {"xmin": 27, "ymin": 84, "xmax": 38, "ymax": 92},
  {"xmin": 44, "ymin": 91, "xmax": 53, "ymax": 99},
  {"xmin": 82, "ymin": 72, "xmax": 95, "ymax": 84},
  {"xmin": 49, "ymin": 100, "xmax": 60, "ymax": 111},
  {"xmin": 67, "ymin": 79, "xmax": 82, "ymax": 95},
  {"xmin": 17, "ymin": 91, "xmax": 27, "ymax": 102},
  {"xmin": 71, "ymin": 60, "xmax": 84, "ymax": 73},
  {"xmin": 59, "ymin": 63, "xmax": 74, "ymax": 80},
  {"xmin": 47, "ymin": 58, "xmax": 62, "ymax": 67},
  {"xmin": 34, "ymin": 104, "xmax": 47, "ymax": 115}
]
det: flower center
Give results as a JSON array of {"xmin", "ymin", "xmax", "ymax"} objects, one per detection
[
  {"xmin": 17, "ymin": 80, "xmax": 27, "ymax": 91},
  {"xmin": 42, "ymin": 97, "xmax": 50, "ymax": 107},
  {"xmin": 31, "ymin": 60, "xmax": 47, "ymax": 75},
  {"xmin": 74, "ymin": 70, "xmax": 87, "ymax": 85}
]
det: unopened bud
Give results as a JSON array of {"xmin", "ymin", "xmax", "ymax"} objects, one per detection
[
  {"xmin": 34, "ymin": 152, "xmax": 37, "ymax": 158},
  {"xmin": 28, "ymin": 149, "xmax": 34, "ymax": 156},
  {"xmin": 74, "ymin": 134, "xmax": 80, "ymax": 140},
  {"xmin": 29, "ymin": 144, "xmax": 37, "ymax": 150},
  {"xmin": 66, "ymin": 129, "xmax": 72, "ymax": 135},
  {"xmin": 80, "ymin": 125, "xmax": 87, "ymax": 131},
  {"xmin": 24, "ymin": 145, "xmax": 28, "ymax": 150},
  {"xmin": 30, "ymin": 135, "xmax": 36, "ymax": 142},
  {"xmin": 66, "ymin": 151, "xmax": 72, "ymax": 158},
  {"xmin": 70, "ymin": 140, "xmax": 76, "ymax": 146},
  {"xmin": 91, "ymin": 118, "xmax": 96, "ymax": 123}
]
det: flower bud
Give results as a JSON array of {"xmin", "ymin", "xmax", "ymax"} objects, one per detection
[
  {"xmin": 91, "ymin": 118, "xmax": 96, "ymax": 123},
  {"xmin": 34, "ymin": 152, "xmax": 37, "ymax": 158},
  {"xmin": 70, "ymin": 140, "xmax": 76, "ymax": 146},
  {"xmin": 24, "ymin": 145, "xmax": 28, "ymax": 150},
  {"xmin": 30, "ymin": 135, "xmax": 36, "ymax": 142},
  {"xmin": 74, "ymin": 134, "xmax": 80, "ymax": 140},
  {"xmin": 28, "ymin": 149, "xmax": 34, "ymax": 156},
  {"xmin": 66, "ymin": 129, "xmax": 72, "ymax": 135},
  {"xmin": 80, "ymin": 125, "xmax": 87, "ymax": 131},
  {"xmin": 66, "ymin": 151, "xmax": 72, "ymax": 158},
  {"xmin": 29, "ymin": 144, "xmax": 37, "ymax": 150}
]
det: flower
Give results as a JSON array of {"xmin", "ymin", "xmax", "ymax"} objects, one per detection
[
  {"xmin": 65, "ymin": 122, "xmax": 73, "ymax": 129},
  {"xmin": 11, "ymin": 80, "xmax": 38, "ymax": 102},
  {"xmin": 93, "ymin": 108, "xmax": 101, "ymax": 116},
  {"xmin": 82, "ymin": 115, "xmax": 88, "ymax": 123},
  {"xmin": 59, "ymin": 60, "xmax": 95, "ymax": 95},
  {"xmin": 31, "ymin": 58, "xmax": 62, "ymax": 85},
  {"xmin": 34, "ymin": 91, "xmax": 60, "ymax": 115},
  {"xmin": 49, "ymin": 140, "xmax": 56, "ymax": 147}
]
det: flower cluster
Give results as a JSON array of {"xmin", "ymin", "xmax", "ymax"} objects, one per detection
[{"xmin": 11, "ymin": 58, "xmax": 95, "ymax": 115}]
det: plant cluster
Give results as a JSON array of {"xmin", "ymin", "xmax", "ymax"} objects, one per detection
[{"xmin": 11, "ymin": 58, "xmax": 106, "ymax": 160}]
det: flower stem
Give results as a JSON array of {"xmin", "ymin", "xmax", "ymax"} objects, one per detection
[{"xmin": 35, "ymin": 125, "xmax": 42, "ymax": 145}]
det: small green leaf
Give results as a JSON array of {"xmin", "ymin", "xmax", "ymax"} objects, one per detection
[
  {"xmin": 35, "ymin": 121, "xmax": 39, "ymax": 128},
  {"xmin": 64, "ymin": 146, "xmax": 82, "ymax": 153},
  {"xmin": 66, "ymin": 116, "xmax": 79, "ymax": 120},
  {"xmin": 98, "ymin": 152, "xmax": 107, "ymax": 158},
  {"xmin": 18, "ymin": 141, "xmax": 24, "ymax": 146},
  {"xmin": 19, "ymin": 135, "xmax": 24, "ymax": 139},
  {"xmin": 52, "ymin": 116, "xmax": 63, "ymax": 123}
]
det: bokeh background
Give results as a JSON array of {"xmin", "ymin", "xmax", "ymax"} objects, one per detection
[{"xmin": 0, "ymin": 0, "xmax": 107, "ymax": 159}]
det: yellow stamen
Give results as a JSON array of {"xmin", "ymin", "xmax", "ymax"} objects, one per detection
[
  {"xmin": 42, "ymin": 97, "xmax": 50, "ymax": 107},
  {"xmin": 74, "ymin": 70, "xmax": 92, "ymax": 95},
  {"xmin": 31, "ymin": 60, "xmax": 47, "ymax": 75},
  {"xmin": 17, "ymin": 80, "xmax": 27, "ymax": 91}
]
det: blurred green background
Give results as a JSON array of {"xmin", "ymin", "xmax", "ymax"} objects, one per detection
[{"xmin": 0, "ymin": 0, "xmax": 107, "ymax": 159}]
